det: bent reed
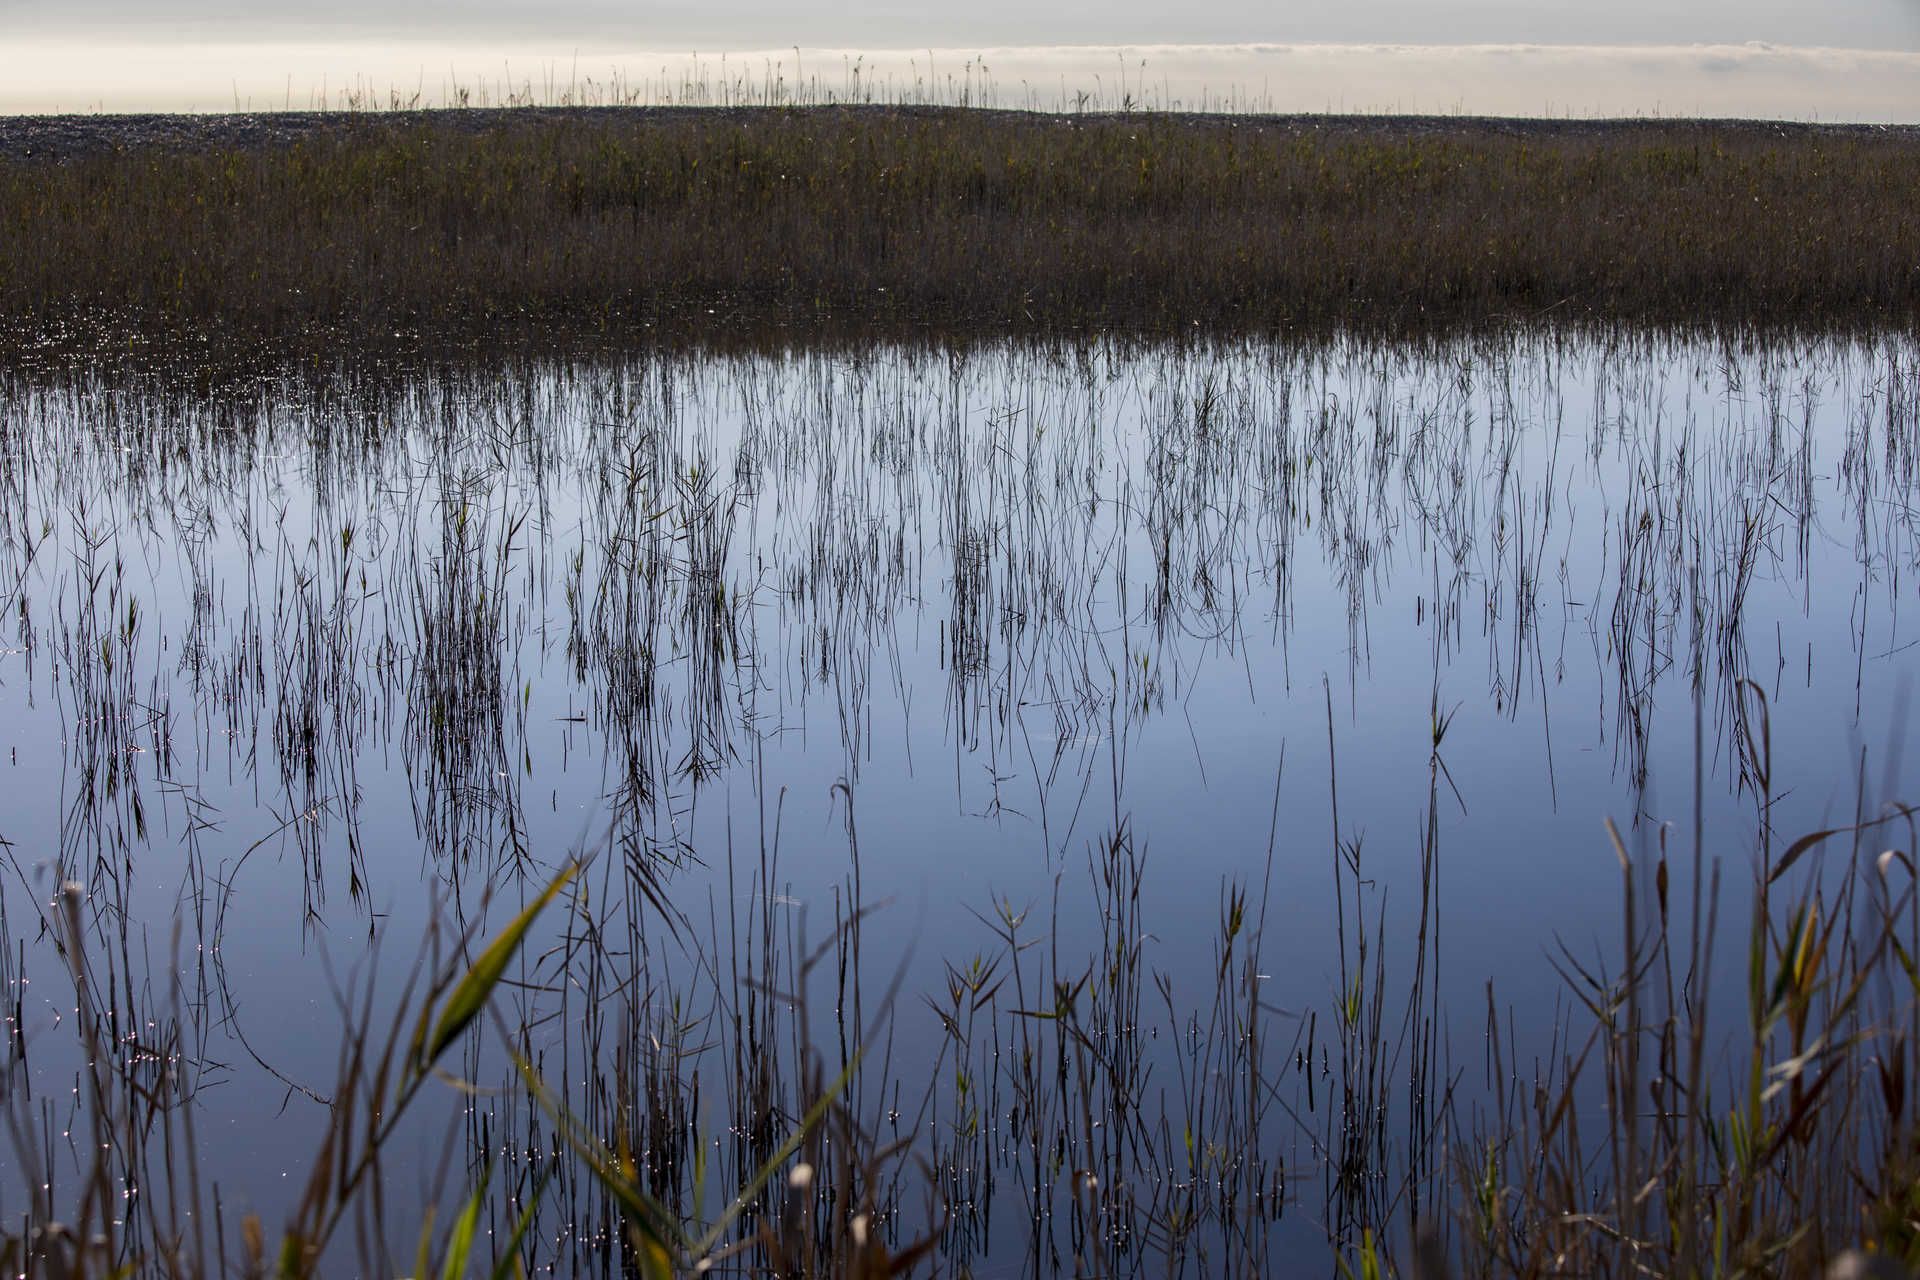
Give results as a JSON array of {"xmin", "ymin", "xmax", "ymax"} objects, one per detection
[{"xmin": 3, "ymin": 106, "xmax": 1919, "ymax": 345}]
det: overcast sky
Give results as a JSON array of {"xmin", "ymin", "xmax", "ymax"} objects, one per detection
[
  {"xmin": 4, "ymin": 0, "xmax": 1918, "ymax": 116},
  {"xmin": 7, "ymin": 0, "xmax": 1917, "ymax": 50}
]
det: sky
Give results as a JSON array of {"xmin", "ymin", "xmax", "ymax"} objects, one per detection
[{"xmin": 3, "ymin": 0, "xmax": 1918, "ymax": 117}]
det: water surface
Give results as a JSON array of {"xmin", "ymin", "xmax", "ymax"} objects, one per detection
[{"xmin": 1, "ymin": 332, "xmax": 1916, "ymax": 1269}]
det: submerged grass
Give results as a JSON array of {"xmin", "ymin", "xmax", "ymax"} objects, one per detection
[
  {"xmin": 4, "ymin": 107, "xmax": 1920, "ymax": 347},
  {"xmin": 3, "ymin": 336, "xmax": 1919, "ymax": 1275},
  {"xmin": 7, "ymin": 742, "xmax": 1919, "ymax": 1277}
]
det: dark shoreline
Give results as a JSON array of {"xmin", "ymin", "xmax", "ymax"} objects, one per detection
[{"xmin": 5, "ymin": 103, "xmax": 1920, "ymax": 163}]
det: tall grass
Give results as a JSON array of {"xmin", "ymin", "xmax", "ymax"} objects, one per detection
[{"xmin": 4, "ymin": 108, "xmax": 1919, "ymax": 347}]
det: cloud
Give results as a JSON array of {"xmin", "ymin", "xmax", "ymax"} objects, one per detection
[{"xmin": 2, "ymin": 40, "xmax": 1915, "ymax": 120}]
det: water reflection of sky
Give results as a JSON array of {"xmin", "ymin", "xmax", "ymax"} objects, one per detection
[{"xmin": 1, "ymin": 334, "xmax": 1916, "ymax": 1251}]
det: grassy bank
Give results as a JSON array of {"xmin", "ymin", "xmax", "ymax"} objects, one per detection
[{"xmin": 4, "ymin": 106, "xmax": 1920, "ymax": 344}]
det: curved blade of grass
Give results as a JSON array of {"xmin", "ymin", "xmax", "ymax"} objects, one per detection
[
  {"xmin": 691, "ymin": 1044, "xmax": 864, "ymax": 1259},
  {"xmin": 423, "ymin": 865, "xmax": 577, "ymax": 1072},
  {"xmin": 509, "ymin": 1050, "xmax": 683, "ymax": 1277},
  {"xmin": 1767, "ymin": 804, "xmax": 1917, "ymax": 884}
]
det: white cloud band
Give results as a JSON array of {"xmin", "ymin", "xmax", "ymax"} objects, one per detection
[{"xmin": 3, "ymin": 40, "xmax": 1915, "ymax": 121}]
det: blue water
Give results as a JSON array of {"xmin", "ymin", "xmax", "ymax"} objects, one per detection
[{"xmin": 1, "ymin": 333, "xmax": 1916, "ymax": 1268}]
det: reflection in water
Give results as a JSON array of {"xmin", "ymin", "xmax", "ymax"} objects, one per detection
[{"xmin": 1, "ymin": 333, "xmax": 1918, "ymax": 1272}]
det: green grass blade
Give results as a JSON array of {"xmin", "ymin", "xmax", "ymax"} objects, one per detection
[
  {"xmin": 440, "ymin": 1163, "xmax": 490, "ymax": 1280},
  {"xmin": 276, "ymin": 1230, "xmax": 307, "ymax": 1279},
  {"xmin": 410, "ymin": 1211, "xmax": 434, "ymax": 1280},
  {"xmin": 691, "ymin": 1044, "xmax": 865, "ymax": 1259},
  {"xmin": 510, "ymin": 1050, "xmax": 685, "ymax": 1271},
  {"xmin": 423, "ymin": 865, "xmax": 577, "ymax": 1072}
]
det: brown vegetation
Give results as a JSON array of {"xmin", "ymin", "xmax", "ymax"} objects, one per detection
[{"xmin": 3, "ymin": 106, "xmax": 1918, "ymax": 345}]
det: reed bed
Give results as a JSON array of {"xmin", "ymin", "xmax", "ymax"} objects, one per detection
[{"xmin": 3, "ymin": 107, "xmax": 1920, "ymax": 348}]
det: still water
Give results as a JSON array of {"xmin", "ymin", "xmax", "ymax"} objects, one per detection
[{"xmin": 1, "ymin": 332, "xmax": 1916, "ymax": 1270}]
